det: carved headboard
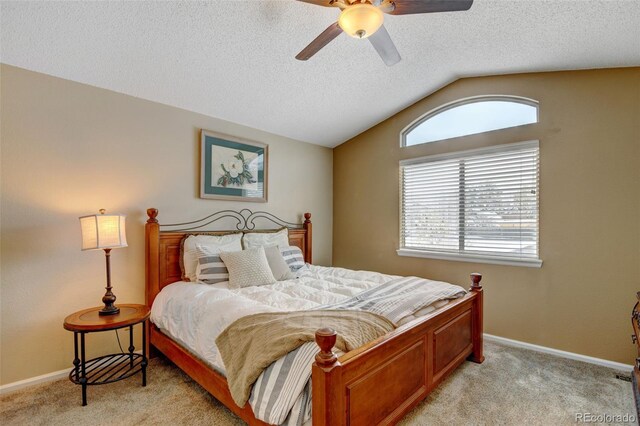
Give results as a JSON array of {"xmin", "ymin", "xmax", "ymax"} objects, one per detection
[{"xmin": 144, "ymin": 208, "xmax": 312, "ymax": 308}]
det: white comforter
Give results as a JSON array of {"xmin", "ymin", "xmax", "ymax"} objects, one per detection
[{"xmin": 150, "ymin": 265, "xmax": 455, "ymax": 374}]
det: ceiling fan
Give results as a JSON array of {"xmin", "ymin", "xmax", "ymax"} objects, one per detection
[{"xmin": 295, "ymin": 0, "xmax": 473, "ymax": 66}]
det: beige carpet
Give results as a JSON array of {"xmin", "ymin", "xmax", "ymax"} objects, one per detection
[{"xmin": 1, "ymin": 341, "xmax": 635, "ymax": 425}]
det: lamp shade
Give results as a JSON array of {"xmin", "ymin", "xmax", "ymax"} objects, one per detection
[
  {"xmin": 79, "ymin": 210, "xmax": 127, "ymax": 250},
  {"xmin": 338, "ymin": 3, "xmax": 384, "ymax": 39}
]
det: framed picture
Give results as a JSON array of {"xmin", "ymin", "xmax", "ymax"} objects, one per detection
[{"xmin": 200, "ymin": 130, "xmax": 268, "ymax": 202}]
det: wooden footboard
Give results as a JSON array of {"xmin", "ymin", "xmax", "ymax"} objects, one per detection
[{"xmin": 312, "ymin": 275, "xmax": 484, "ymax": 426}]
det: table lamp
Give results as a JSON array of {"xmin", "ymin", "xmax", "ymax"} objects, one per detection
[{"xmin": 79, "ymin": 209, "xmax": 128, "ymax": 315}]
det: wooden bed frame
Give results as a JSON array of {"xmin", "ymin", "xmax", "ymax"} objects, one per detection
[{"xmin": 144, "ymin": 208, "xmax": 484, "ymax": 425}]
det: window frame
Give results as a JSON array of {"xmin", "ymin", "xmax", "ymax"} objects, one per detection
[
  {"xmin": 400, "ymin": 95, "xmax": 539, "ymax": 147},
  {"xmin": 397, "ymin": 140, "xmax": 542, "ymax": 268}
]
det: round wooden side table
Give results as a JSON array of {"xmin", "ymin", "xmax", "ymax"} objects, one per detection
[{"xmin": 63, "ymin": 304, "xmax": 150, "ymax": 406}]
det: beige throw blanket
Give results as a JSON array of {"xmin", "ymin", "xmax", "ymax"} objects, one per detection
[{"xmin": 216, "ymin": 310, "xmax": 395, "ymax": 407}]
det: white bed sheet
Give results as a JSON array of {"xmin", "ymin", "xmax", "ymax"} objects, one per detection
[{"xmin": 150, "ymin": 265, "xmax": 453, "ymax": 374}]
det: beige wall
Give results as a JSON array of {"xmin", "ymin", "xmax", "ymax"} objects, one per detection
[
  {"xmin": 0, "ymin": 65, "xmax": 333, "ymax": 385},
  {"xmin": 334, "ymin": 68, "xmax": 640, "ymax": 364}
]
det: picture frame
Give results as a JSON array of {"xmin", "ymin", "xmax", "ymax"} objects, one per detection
[{"xmin": 200, "ymin": 129, "xmax": 268, "ymax": 202}]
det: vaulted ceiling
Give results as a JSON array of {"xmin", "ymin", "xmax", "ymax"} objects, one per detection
[{"xmin": 1, "ymin": 1, "xmax": 639, "ymax": 147}]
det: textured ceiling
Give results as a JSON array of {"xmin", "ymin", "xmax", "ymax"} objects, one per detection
[{"xmin": 1, "ymin": 1, "xmax": 639, "ymax": 147}]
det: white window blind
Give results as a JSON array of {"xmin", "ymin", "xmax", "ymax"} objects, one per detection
[{"xmin": 399, "ymin": 141, "xmax": 541, "ymax": 267}]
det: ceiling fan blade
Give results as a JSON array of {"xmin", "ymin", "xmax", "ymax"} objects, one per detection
[
  {"xmin": 295, "ymin": 0, "xmax": 335, "ymax": 8},
  {"xmin": 296, "ymin": 22, "xmax": 343, "ymax": 61},
  {"xmin": 368, "ymin": 25, "xmax": 401, "ymax": 66},
  {"xmin": 387, "ymin": 0, "xmax": 473, "ymax": 15}
]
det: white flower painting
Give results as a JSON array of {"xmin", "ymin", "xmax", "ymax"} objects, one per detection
[{"xmin": 211, "ymin": 145, "xmax": 260, "ymax": 191}]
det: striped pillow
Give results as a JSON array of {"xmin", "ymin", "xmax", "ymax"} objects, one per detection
[
  {"xmin": 280, "ymin": 246, "xmax": 305, "ymax": 272},
  {"xmin": 195, "ymin": 245, "xmax": 229, "ymax": 285}
]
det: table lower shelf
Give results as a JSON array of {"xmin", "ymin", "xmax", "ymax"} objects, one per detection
[{"xmin": 70, "ymin": 353, "xmax": 146, "ymax": 385}]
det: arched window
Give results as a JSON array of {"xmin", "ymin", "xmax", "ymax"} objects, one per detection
[
  {"xmin": 401, "ymin": 96, "xmax": 539, "ymax": 147},
  {"xmin": 398, "ymin": 95, "xmax": 542, "ymax": 267}
]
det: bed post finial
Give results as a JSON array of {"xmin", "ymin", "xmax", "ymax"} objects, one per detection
[
  {"xmin": 147, "ymin": 208, "xmax": 159, "ymax": 224},
  {"xmin": 303, "ymin": 213, "xmax": 312, "ymax": 264},
  {"xmin": 470, "ymin": 273, "xmax": 482, "ymax": 291},
  {"xmin": 315, "ymin": 328, "xmax": 338, "ymax": 369}
]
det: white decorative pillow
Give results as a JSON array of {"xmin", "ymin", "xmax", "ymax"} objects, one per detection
[
  {"xmin": 263, "ymin": 245, "xmax": 295, "ymax": 281},
  {"xmin": 280, "ymin": 245, "xmax": 305, "ymax": 272},
  {"xmin": 195, "ymin": 245, "xmax": 229, "ymax": 285},
  {"xmin": 242, "ymin": 228, "xmax": 289, "ymax": 249},
  {"xmin": 219, "ymin": 246, "xmax": 276, "ymax": 289},
  {"xmin": 182, "ymin": 233, "xmax": 242, "ymax": 282}
]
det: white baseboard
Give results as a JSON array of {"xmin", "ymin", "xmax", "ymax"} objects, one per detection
[
  {"xmin": 0, "ymin": 350, "xmax": 144, "ymax": 395},
  {"xmin": 485, "ymin": 333, "xmax": 634, "ymax": 372},
  {"xmin": 0, "ymin": 368, "xmax": 70, "ymax": 394}
]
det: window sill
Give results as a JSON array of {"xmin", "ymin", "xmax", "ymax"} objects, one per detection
[{"xmin": 396, "ymin": 248, "xmax": 543, "ymax": 268}]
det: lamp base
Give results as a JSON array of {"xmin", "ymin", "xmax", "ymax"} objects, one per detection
[
  {"xmin": 99, "ymin": 248, "xmax": 119, "ymax": 316},
  {"xmin": 98, "ymin": 305, "xmax": 120, "ymax": 316}
]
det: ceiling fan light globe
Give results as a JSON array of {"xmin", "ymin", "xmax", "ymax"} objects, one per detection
[{"xmin": 338, "ymin": 3, "xmax": 384, "ymax": 39}]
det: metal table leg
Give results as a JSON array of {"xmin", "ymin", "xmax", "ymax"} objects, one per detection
[
  {"xmin": 128, "ymin": 325, "xmax": 134, "ymax": 368},
  {"xmin": 142, "ymin": 320, "xmax": 147, "ymax": 387},
  {"xmin": 80, "ymin": 332, "xmax": 87, "ymax": 406},
  {"xmin": 72, "ymin": 332, "xmax": 80, "ymax": 383}
]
